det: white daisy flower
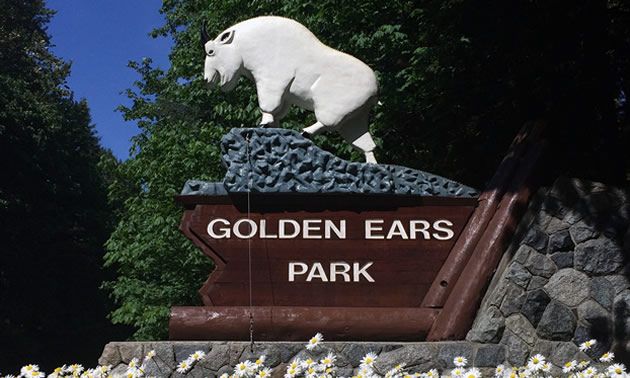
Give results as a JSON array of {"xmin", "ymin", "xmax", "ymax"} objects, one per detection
[
  {"xmin": 235, "ymin": 361, "xmax": 255, "ymax": 377},
  {"xmin": 306, "ymin": 333, "xmax": 324, "ymax": 350},
  {"xmin": 563, "ymin": 360, "xmax": 578, "ymax": 373},
  {"xmin": 128, "ymin": 358, "xmax": 140, "ymax": 369},
  {"xmin": 527, "ymin": 354, "xmax": 546, "ymax": 371},
  {"xmin": 176, "ymin": 359, "xmax": 193, "ymax": 374},
  {"xmin": 607, "ymin": 364, "xmax": 626, "ymax": 377},
  {"xmin": 578, "ymin": 360, "xmax": 590, "ymax": 370},
  {"xmin": 450, "ymin": 368, "xmax": 464, "ymax": 377},
  {"xmin": 504, "ymin": 371, "xmax": 517, "ymax": 378},
  {"xmin": 28, "ymin": 370, "xmax": 45, "ymax": 378},
  {"xmin": 453, "ymin": 357, "xmax": 467, "ymax": 368},
  {"xmin": 541, "ymin": 363, "xmax": 552, "ymax": 373},
  {"xmin": 256, "ymin": 367, "xmax": 272, "ymax": 378},
  {"xmin": 21, "ymin": 365, "xmax": 39, "ymax": 376},
  {"xmin": 48, "ymin": 366, "xmax": 64, "ymax": 378},
  {"xmin": 600, "ymin": 352, "xmax": 614, "ymax": 362},
  {"xmin": 583, "ymin": 367, "xmax": 597, "ymax": 377},
  {"xmin": 321, "ymin": 352, "xmax": 336, "ymax": 367},
  {"xmin": 579, "ymin": 339, "xmax": 597, "ymax": 352},
  {"xmin": 145, "ymin": 350, "xmax": 156, "ymax": 360},
  {"xmin": 427, "ymin": 369, "xmax": 439, "ymax": 378},
  {"xmin": 361, "ymin": 352, "xmax": 378, "ymax": 368},
  {"xmin": 358, "ymin": 367, "xmax": 373, "ymax": 377},
  {"xmin": 462, "ymin": 368, "xmax": 481, "ymax": 378},
  {"xmin": 495, "ymin": 364, "xmax": 505, "ymax": 377},
  {"xmin": 189, "ymin": 350, "xmax": 206, "ymax": 361},
  {"xmin": 255, "ymin": 355, "xmax": 267, "ymax": 367}
]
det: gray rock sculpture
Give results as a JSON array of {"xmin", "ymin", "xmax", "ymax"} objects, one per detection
[{"xmin": 181, "ymin": 128, "xmax": 478, "ymax": 197}]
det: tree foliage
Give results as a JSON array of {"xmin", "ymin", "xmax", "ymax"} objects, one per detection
[
  {"xmin": 105, "ymin": 0, "xmax": 630, "ymax": 339},
  {"xmin": 0, "ymin": 0, "xmax": 123, "ymax": 371}
]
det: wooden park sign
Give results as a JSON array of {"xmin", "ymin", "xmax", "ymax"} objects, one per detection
[{"xmin": 171, "ymin": 193, "xmax": 476, "ymax": 340}]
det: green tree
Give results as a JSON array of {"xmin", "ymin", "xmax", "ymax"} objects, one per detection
[
  {"xmin": 106, "ymin": 0, "xmax": 629, "ymax": 339},
  {"xmin": 0, "ymin": 0, "xmax": 123, "ymax": 372}
]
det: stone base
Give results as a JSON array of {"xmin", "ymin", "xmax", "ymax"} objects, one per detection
[{"xmin": 99, "ymin": 341, "xmax": 507, "ymax": 378}]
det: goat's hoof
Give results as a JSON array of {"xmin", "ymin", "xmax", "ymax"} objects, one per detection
[
  {"xmin": 258, "ymin": 123, "xmax": 269, "ymax": 128},
  {"xmin": 300, "ymin": 130, "xmax": 312, "ymax": 138}
]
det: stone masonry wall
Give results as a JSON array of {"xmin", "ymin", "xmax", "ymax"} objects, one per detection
[
  {"xmin": 99, "ymin": 177, "xmax": 630, "ymax": 377},
  {"xmin": 468, "ymin": 177, "xmax": 630, "ymax": 365},
  {"xmin": 98, "ymin": 341, "xmax": 507, "ymax": 378}
]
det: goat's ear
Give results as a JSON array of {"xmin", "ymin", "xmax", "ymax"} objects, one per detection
[{"xmin": 218, "ymin": 29, "xmax": 235, "ymax": 44}]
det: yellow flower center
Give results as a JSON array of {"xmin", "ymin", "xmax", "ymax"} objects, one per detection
[
  {"xmin": 309, "ymin": 368, "xmax": 314, "ymax": 374},
  {"xmin": 533, "ymin": 358, "xmax": 539, "ymax": 364},
  {"xmin": 261, "ymin": 372, "xmax": 267, "ymax": 376},
  {"xmin": 182, "ymin": 363, "xmax": 188, "ymax": 368},
  {"xmin": 306, "ymin": 359, "xmax": 313, "ymax": 364},
  {"xmin": 617, "ymin": 369, "xmax": 622, "ymax": 374},
  {"xmin": 326, "ymin": 368, "xmax": 332, "ymax": 373},
  {"xmin": 256, "ymin": 359, "xmax": 262, "ymax": 364},
  {"xmin": 324, "ymin": 359, "xmax": 330, "ymax": 364},
  {"xmin": 289, "ymin": 369, "xmax": 295, "ymax": 374},
  {"xmin": 566, "ymin": 362, "xmax": 572, "ymax": 367},
  {"xmin": 366, "ymin": 358, "xmax": 372, "ymax": 364}
]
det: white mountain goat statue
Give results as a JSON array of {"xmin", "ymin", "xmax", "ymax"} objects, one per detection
[{"xmin": 201, "ymin": 16, "xmax": 379, "ymax": 164}]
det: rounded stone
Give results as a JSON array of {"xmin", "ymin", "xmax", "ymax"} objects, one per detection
[
  {"xmin": 569, "ymin": 221, "xmax": 599, "ymax": 244},
  {"xmin": 577, "ymin": 299, "xmax": 610, "ymax": 325},
  {"xmin": 520, "ymin": 289, "xmax": 551, "ymax": 327},
  {"xmin": 550, "ymin": 252, "xmax": 573, "ymax": 269},
  {"xmin": 547, "ymin": 230, "xmax": 574, "ymax": 253},
  {"xmin": 501, "ymin": 331, "xmax": 530, "ymax": 366},
  {"xmin": 505, "ymin": 262, "xmax": 532, "ymax": 288},
  {"xmin": 525, "ymin": 252, "xmax": 557, "ymax": 278},
  {"xmin": 437, "ymin": 344, "xmax": 474, "ymax": 368},
  {"xmin": 466, "ymin": 305, "xmax": 505, "ymax": 343},
  {"xmin": 544, "ymin": 268, "xmax": 590, "ymax": 307},
  {"xmin": 591, "ymin": 277, "xmax": 615, "ymax": 311},
  {"xmin": 505, "ymin": 314, "xmax": 537, "ymax": 346},
  {"xmin": 574, "ymin": 237, "xmax": 624, "ymax": 275},
  {"xmin": 521, "ymin": 228, "xmax": 549, "ymax": 251},
  {"xmin": 536, "ymin": 301, "xmax": 576, "ymax": 341},
  {"xmin": 474, "ymin": 344, "xmax": 506, "ymax": 367}
]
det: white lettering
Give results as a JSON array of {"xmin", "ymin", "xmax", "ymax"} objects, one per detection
[
  {"xmin": 329, "ymin": 262, "xmax": 351, "ymax": 282},
  {"xmin": 386, "ymin": 220, "xmax": 409, "ymax": 239},
  {"xmin": 432, "ymin": 219, "xmax": 455, "ymax": 240},
  {"xmin": 353, "ymin": 262, "xmax": 375, "ymax": 282},
  {"xmin": 303, "ymin": 219, "xmax": 322, "ymax": 239},
  {"xmin": 306, "ymin": 262, "xmax": 328, "ymax": 282},
  {"xmin": 410, "ymin": 220, "xmax": 431, "ymax": 240},
  {"xmin": 288, "ymin": 262, "xmax": 308, "ymax": 281},
  {"xmin": 207, "ymin": 218, "xmax": 231, "ymax": 238},
  {"xmin": 279, "ymin": 219, "xmax": 300, "ymax": 238},
  {"xmin": 233, "ymin": 219, "xmax": 258, "ymax": 238},
  {"xmin": 259, "ymin": 219, "xmax": 277, "ymax": 239},
  {"xmin": 365, "ymin": 220, "xmax": 384, "ymax": 239},
  {"xmin": 324, "ymin": 220, "xmax": 346, "ymax": 239}
]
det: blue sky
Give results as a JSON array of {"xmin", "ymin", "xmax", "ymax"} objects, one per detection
[{"xmin": 47, "ymin": 1, "xmax": 173, "ymax": 160}]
